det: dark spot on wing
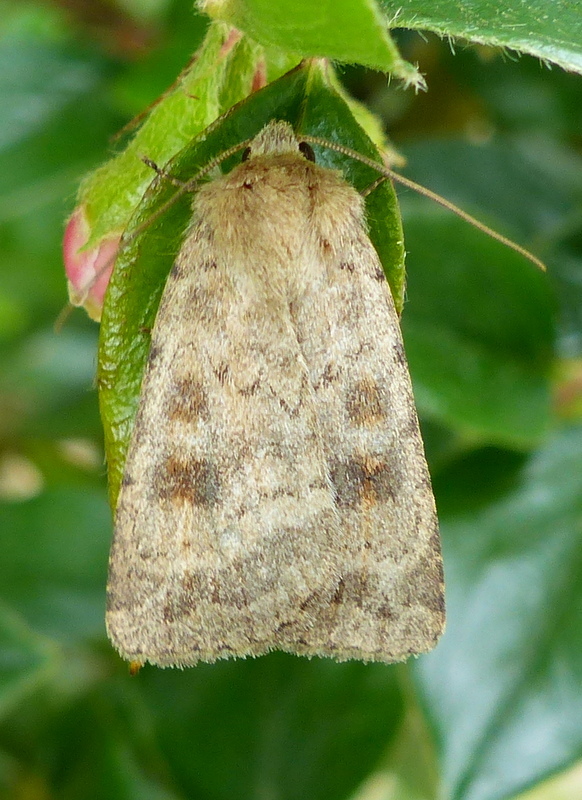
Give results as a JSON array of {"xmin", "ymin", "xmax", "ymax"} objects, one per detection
[
  {"xmin": 331, "ymin": 455, "xmax": 401, "ymax": 508},
  {"xmin": 167, "ymin": 378, "xmax": 209, "ymax": 422},
  {"xmin": 157, "ymin": 457, "xmax": 219, "ymax": 506},
  {"xmin": 346, "ymin": 378, "xmax": 385, "ymax": 425},
  {"xmin": 330, "ymin": 460, "xmax": 362, "ymax": 508}
]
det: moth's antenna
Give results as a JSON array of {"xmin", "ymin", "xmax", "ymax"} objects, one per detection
[
  {"xmin": 303, "ymin": 135, "xmax": 547, "ymax": 272},
  {"xmin": 57, "ymin": 136, "xmax": 254, "ymax": 329},
  {"xmin": 122, "ymin": 137, "xmax": 253, "ymax": 249}
]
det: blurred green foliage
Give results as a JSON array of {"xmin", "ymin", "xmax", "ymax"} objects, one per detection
[{"xmin": 1, "ymin": 2, "xmax": 581, "ymax": 800}]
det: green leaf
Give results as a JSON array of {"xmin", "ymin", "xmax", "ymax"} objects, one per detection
[
  {"xmin": 138, "ymin": 654, "xmax": 404, "ymax": 800},
  {"xmin": 98, "ymin": 60, "xmax": 405, "ymax": 505},
  {"xmin": 204, "ymin": 0, "xmax": 421, "ymax": 82},
  {"xmin": 414, "ymin": 426, "xmax": 582, "ymax": 800},
  {"xmin": 82, "ymin": 22, "xmax": 264, "ymax": 246},
  {"xmin": 385, "ymin": 0, "xmax": 582, "ymax": 74}
]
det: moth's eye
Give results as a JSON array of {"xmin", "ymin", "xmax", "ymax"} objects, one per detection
[
  {"xmin": 241, "ymin": 146, "xmax": 252, "ymax": 163},
  {"xmin": 298, "ymin": 142, "xmax": 316, "ymax": 162}
]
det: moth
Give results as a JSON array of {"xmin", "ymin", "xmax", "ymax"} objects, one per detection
[{"xmin": 106, "ymin": 120, "xmax": 445, "ymax": 668}]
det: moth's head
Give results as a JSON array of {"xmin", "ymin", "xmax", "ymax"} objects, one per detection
[{"xmin": 241, "ymin": 120, "xmax": 315, "ymax": 164}]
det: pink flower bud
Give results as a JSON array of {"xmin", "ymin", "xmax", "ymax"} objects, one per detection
[{"xmin": 63, "ymin": 206, "xmax": 121, "ymax": 322}]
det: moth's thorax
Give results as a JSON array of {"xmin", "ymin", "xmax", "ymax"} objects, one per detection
[{"xmin": 193, "ymin": 153, "xmax": 365, "ymax": 267}]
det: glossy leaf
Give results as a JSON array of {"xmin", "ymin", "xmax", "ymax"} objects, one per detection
[
  {"xmin": 415, "ymin": 426, "xmax": 582, "ymax": 800},
  {"xmin": 386, "ymin": 0, "xmax": 582, "ymax": 74},
  {"xmin": 205, "ymin": 0, "xmax": 421, "ymax": 82}
]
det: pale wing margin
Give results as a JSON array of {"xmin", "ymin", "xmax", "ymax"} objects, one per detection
[
  {"xmin": 106, "ymin": 221, "xmax": 343, "ymax": 667},
  {"xmin": 288, "ymin": 174, "xmax": 445, "ymax": 662}
]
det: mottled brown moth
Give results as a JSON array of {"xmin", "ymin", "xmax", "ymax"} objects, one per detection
[{"xmin": 106, "ymin": 120, "xmax": 446, "ymax": 668}]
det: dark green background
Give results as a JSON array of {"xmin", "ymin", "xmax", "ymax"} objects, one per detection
[{"xmin": 1, "ymin": 2, "xmax": 581, "ymax": 799}]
